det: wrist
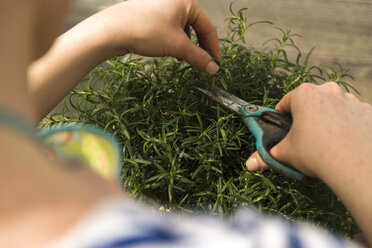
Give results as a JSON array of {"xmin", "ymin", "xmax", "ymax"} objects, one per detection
[
  {"xmin": 86, "ymin": 3, "xmax": 132, "ymax": 58},
  {"xmin": 315, "ymin": 152, "xmax": 372, "ymax": 243},
  {"xmin": 28, "ymin": 13, "xmax": 128, "ymax": 120},
  {"xmin": 63, "ymin": 3, "xmax": 131, "ymax": 63},
  {"xmin": 73, "ymin": 13, "xmax": 126, "ymax": 61}
]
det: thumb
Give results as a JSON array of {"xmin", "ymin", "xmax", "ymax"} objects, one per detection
[
  {"xmin": 246, "ymin": 137, "xmax": 292, "ymax": 172},
  {"xmin": 246, "ymin": 151, "xmax": 270, "ymax": 171},
  {"xmin": 271, "ymin": 135, "xmax": 316, "ymax": 177},
  {"xmin": 178, "ymin": 36, "xmax": 219, "ymax": 75},
  {"xmin": 270, "ymin": 136, "xmax": 293, "ymax": 167}
]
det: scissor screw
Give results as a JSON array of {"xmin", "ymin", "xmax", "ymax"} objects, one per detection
[{"xmin": 245, "ymin": 105, "xmax": 258, "ymax": 113}]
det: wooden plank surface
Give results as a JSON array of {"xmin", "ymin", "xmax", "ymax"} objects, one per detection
[
  {"xmin": 200, "ymin": 0, "xmax": 372, "ymax": 103},
  {"xmin": 66, "ymin": 0, "xmax": 372, "ymax": 103}
]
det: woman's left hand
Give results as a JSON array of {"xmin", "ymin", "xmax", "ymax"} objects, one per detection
[
  {"xmin": 97, "ymin": 0, "xmax": 221, "ymax": 74},
  {"xmin": 29, "ymin": 0, "xmax": 221, "ymax": 120}
]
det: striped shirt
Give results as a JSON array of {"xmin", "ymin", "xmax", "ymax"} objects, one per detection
[{"xmin": 47, "ymin": 198, "xmax": 363, "ymax": 248}]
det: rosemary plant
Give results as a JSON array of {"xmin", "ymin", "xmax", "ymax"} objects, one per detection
[{"xmin": 41, "ymin": 6, "xmax": 359, "ymax": 238}]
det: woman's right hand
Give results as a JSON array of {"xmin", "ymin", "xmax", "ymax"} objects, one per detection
[
  {"xmin": 246, "ymin": 82, "xmax": 372, "ymax": 244},
  {"xmin": 246, "ymin": 82, "xmax": 372, "ymax": 178}
]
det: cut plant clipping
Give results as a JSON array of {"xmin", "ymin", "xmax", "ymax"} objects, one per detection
[{"xmin": 41, "ymin": 6, "xmax": 360, "ymax": 238}]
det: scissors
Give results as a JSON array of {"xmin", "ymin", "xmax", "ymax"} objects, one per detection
[{"xmin": 197, "ymin": 87, "xmax": 306, "ymax": 181}]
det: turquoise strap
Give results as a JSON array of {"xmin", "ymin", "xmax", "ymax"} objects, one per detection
[{"xmin": 0, "ymin": 108, "xmax": 37, "ymax": 139}]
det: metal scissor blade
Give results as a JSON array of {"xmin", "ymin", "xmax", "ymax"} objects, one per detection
[{"xmin": 196, "ymin": 87, "xmax": 248, "ymax": 115}]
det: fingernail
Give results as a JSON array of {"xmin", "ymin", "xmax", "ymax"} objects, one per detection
[
  {"xmin": 205, "ymin": 61, "xmax": 219, "ymax": 75},
  {"xmin": 246, "ymin": 158, "xmax": 260, "ymax": 171}
]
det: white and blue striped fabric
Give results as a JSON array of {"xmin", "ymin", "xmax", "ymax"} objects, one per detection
[{"xmin": 48, "ymin": 198, "xmax": 363, "ymax": 248}]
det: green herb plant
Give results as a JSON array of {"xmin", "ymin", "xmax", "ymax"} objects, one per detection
[{"xmin": 41, "ymin": 5, "xmax": 359, "ymax": 238}]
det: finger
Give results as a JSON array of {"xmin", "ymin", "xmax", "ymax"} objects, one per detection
[
  {"xmin": 275, "ymin": 83, "xmax": 306, "ymax": 113},
  {"xmin": 344, "ymin": 92, "xmax": 358, "ymax": 102},
  {"xmin": 274, "ymin": 90, "xmax": 294, "ymax": 113},
  {"xmin": 176, "ymin": 25, "xmax": 190, "ymax": 61},
  {"xmin": 246, "ymin": 151, "xmax": 270, "ymax": 171},
  {"xmin": 272, "ymin": 93, "xmax": 296, "ymax": 166},
  {"xmin": 184, "ymin": 24, "xmax": 191, "ymax": 39},
  {"xmin": 188, "ymin": 3, "xmax": 221, "ymax": 62},
  {"xmin": 322, "ymin": 81, "xmax": 343, "ymax": 93},
  {"xmin": 178, "ymin": 35, "xmax": 219, "ymax": 75},
  {"xmin": 247, "ymin": 138, "xmax": 295, "ymax": 174},
  {"xmin": 271, "ymin": 137, "xmax": 316, "ymax": 177},
  {"xmin": 270, "ymin": 135, "xmax": 293, "ymax": 167}
]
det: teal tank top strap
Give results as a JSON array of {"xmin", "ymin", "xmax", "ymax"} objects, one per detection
[
  {"xmin": 0, "ymin": 106, "xmax": 121, "ymax": 182},
  {"xmin": 0, "ymin": 107, "xmax": 37, "ymax": 139}
]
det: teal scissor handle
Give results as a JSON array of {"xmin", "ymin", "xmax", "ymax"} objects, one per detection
[{"xmin": 241, "ymin": 104, "xmax": 306, "ymax": 181}]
